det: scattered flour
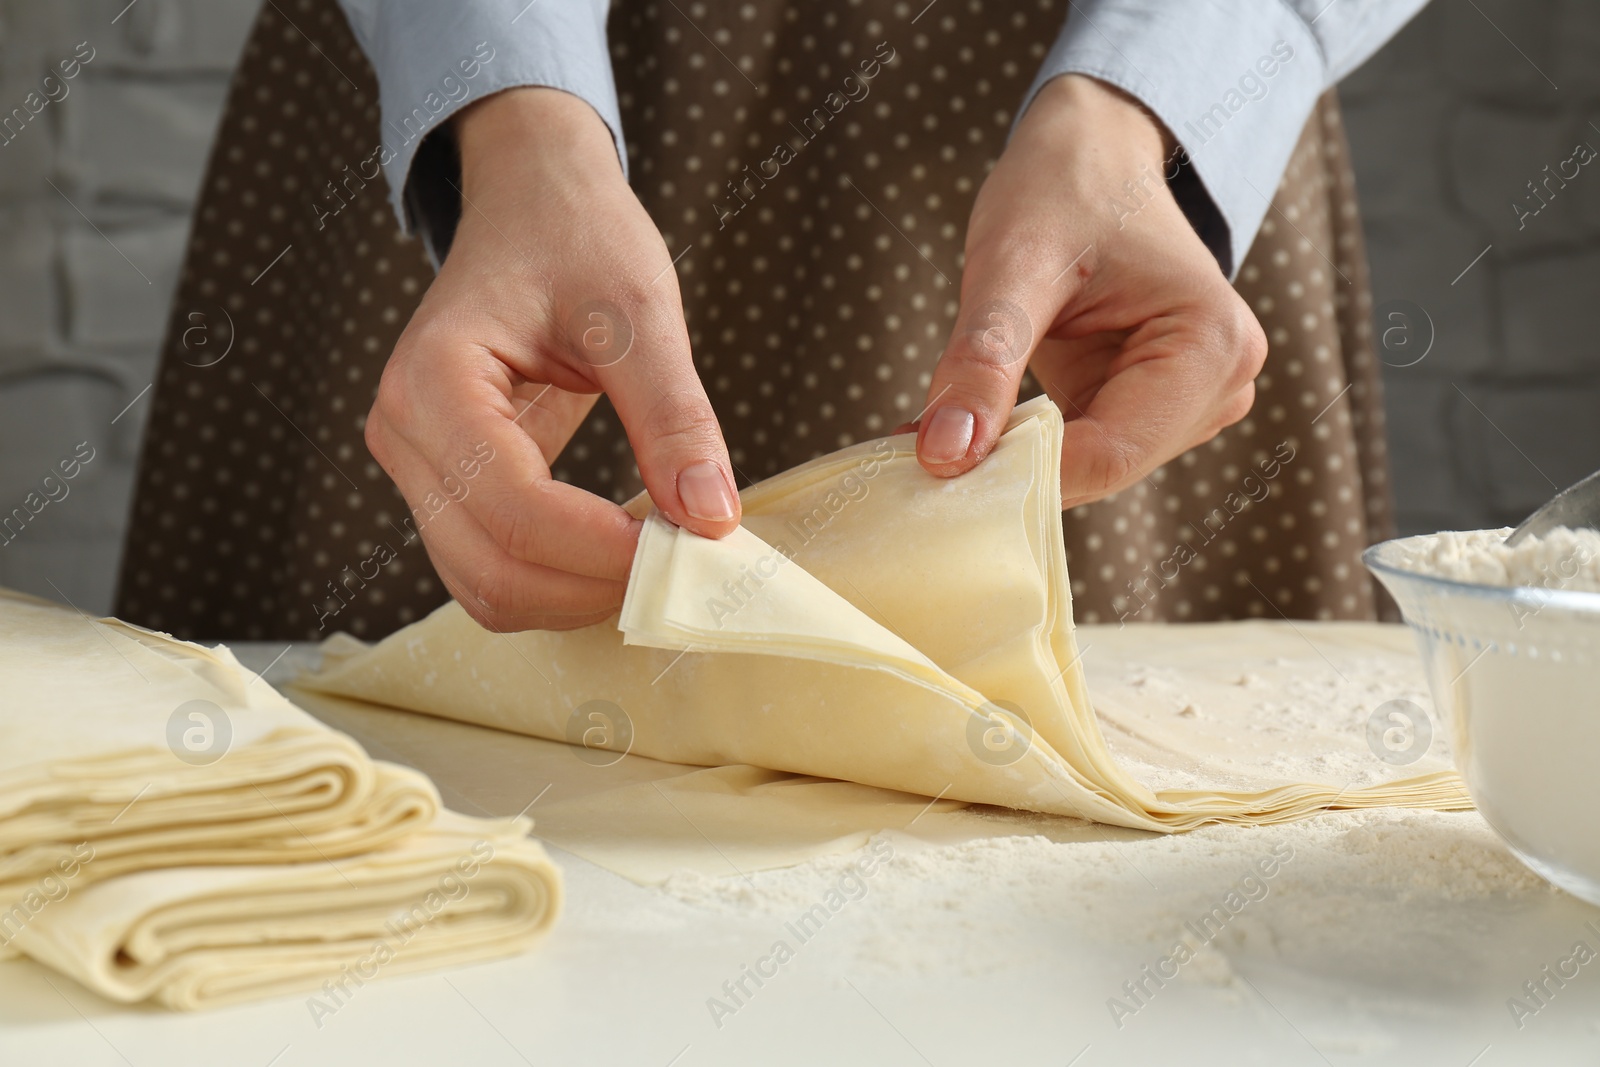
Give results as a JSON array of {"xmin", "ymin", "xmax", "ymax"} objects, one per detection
[
  {"xmin": 1094, "ymin": 648, "xmax": 1445, "ymax": 794},
  {"xmin": 658, "ymin": 808, "xmax": 1551, "ymax": 980},
  {"xmin": 1388, "ymin": 526, "xmax": 1600, "ymax": 592},
  {"xmin": 662, "ymin": 810, "xmax": 1543, "ymax": 920}
]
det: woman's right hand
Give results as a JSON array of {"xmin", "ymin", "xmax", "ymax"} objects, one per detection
[{"xmin": 365, "ymin": 87, "xmax": 740, "ymax": 633}]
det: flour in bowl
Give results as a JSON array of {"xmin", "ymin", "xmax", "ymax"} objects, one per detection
[{"xmin": 1387, "ymin": 527, "xmax": 1600, "ymax": 592}]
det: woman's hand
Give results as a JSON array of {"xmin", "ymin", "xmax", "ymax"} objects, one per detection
[
  {"xmin": 915, "ymin": 74, "xmax": 1268, "ymax": 509},
  {"xmin": 365, "ymin": 88, "xmax": 740, "ymax": 632}
]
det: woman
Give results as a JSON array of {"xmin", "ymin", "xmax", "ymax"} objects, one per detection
[{"xmin": 116, "ymin": 0, "xmax": 1419, "ymax": 641}]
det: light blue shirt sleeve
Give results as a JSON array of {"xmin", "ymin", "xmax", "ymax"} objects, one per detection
[
  {"xmin": 335, "ymin": 0, "xmax": 624, "ymax": 262},
  {"xmin": 1019, "ymin": 0, "xmax": 1430, "ymax": 277},
  {"xmin": 338, "ymin": 0, "xmax": 1423, "ymax": 277}
]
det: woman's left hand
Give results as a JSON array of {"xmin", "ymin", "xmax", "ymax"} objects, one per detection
[{"xmin": 914, "ymin": 74, "xmax": 1268, "ymax": 509}]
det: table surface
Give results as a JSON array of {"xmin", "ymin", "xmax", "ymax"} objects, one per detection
[{"xmin": 3, "ymin": 641, "xmax": 1599, "ymax": 1067}]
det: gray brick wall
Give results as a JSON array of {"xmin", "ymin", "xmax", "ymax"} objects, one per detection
[
  {"xmin": 0, "ymin": 0, "xmax": 1592, "ymax": 615},
  {"xmin": 0, "ymin": 0, "xmax": 259, "ymax": 612},
  {"xmin": 1341, "ymin": 0, "xmax": 1600, "ymax": 537}
]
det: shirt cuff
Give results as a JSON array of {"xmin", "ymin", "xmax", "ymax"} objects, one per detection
[
  {"xmin": 337, "ymin": 0, "xmax": 624, "ymax": 263},
  {"xmin": 1017, "ymin": 0, "xmax": 1327, "ymax": 279}
]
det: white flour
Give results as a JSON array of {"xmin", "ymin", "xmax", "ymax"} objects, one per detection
[
  {"xmin": 1087, "ymin": 645, "xmax": 1447, "ymax": 794},
  {"xmin": 1389, "ymin": 526, "xmax": 1600, "ymax": 592},
  {"xmin": 662, "ymin": 810, "xmax": 1543, "ymax": 919},
  {"xmin": 659, "ymin": 809, "xmax": 1549, "ymax": 979}
]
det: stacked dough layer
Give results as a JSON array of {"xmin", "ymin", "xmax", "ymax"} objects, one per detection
[
  {"xmin": 0, "ymin": 590, "xmax": 561, "ymax": 1009},
  {"xmin": 301, "ymin": 397, "xmax": 1471, "ymax": 832}
]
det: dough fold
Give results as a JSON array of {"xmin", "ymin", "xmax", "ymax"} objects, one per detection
[
  {"xmin": 0, "ymin": 591, "xmax": 562, "ymax": 1008},
  {"xmin": 301, "ymin": 397, "xmax": 1470, "ymax": 831},
  {"xmin": 0, "ymin": 589, "xmax": 437, "ymax": 909},
  {"xmin": 8, "ymin": 812, "xmax": 560, "ymax": 1011}
]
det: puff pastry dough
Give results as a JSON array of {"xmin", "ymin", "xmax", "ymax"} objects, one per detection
[
  {"xmin": 302, "ymin": 397, "xmax": 1469, "ymax": 831},
  {"xmin": 9, "ymin": 811, "xmax": 559, "ymax": 1010},
  {"xmin": 0, "ymin": 589, "xmax": 435, "ymax": 913},
  {"xmin": 1, "ymin": 591, "xmax": 561, "ymax": 1009}
]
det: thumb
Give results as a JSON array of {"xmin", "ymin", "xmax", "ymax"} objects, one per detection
[
  {"xmin": 580, "ymin": 296, "xmax": 742, "ymax": 539},
  {"xmin": 916, "ymin": 252, "xmax": 1077, "ymax": 476}
]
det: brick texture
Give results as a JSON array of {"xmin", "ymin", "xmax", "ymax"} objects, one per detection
[
  {"xmin": 0, "ymin": 0, "xmax": 255, "ymax": 612},
  {"xmin": 1343, "ymin": 1, "xmax": 1600, "ymax": 537}
]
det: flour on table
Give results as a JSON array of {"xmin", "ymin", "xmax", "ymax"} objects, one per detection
[
  {"xmin": 659, "ymin": 809, "xmax": 1549, "ymax": 980},
  {"xmin": 1388, "ymin": 526, "xmax": 1600, "ymax": 592},
  {"xmin": 1083, "ymin": 634, "xmax": 1448, "ymax": 796},
  {"xmin": 662, "ymin": 810, "xmax": 1544, "ymax": 918}
]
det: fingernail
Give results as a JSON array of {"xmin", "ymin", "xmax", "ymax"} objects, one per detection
[
  {"xmin": 922, "ymin": 407, "xmax": 975, "ymax": 464},
  {"xmin": 678, "ymin": 460, "xmax": 737, "ymax": 522}
]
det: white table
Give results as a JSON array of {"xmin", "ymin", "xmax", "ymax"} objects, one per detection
[{"xmin": 3, "ymin": 642, "xmax": 1598, "ymax": 1066}]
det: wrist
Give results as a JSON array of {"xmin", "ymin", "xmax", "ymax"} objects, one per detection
[
  {"xmin": 1023, "ymin": 74, "xmax": 1173, "ymax": 170},
  {"xmin": 454, "ymin": 87, "xmax": 622, "ymax": 197}
]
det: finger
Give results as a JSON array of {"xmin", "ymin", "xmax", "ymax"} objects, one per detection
[
  {"xmin": 1049, "ymin": 337, "xmax": 1231, "ymax": 509},
  {"xmin": 508, "ymin": 379, "xmax": 600, "ymax": 461},
  {"xmin": 374, "ymin": 357, "xmax": 642, "ymax": 581},
  {"xmin": 375, "ymin": 427, "xmax": 631, "ymax": 620},
  {"xmin": 917, "ymin": 242, "xmax": 1086, "ymax": 477},
  {"xmin": 433, "ymin": 569, "xmax": 620, "ymax": 634},
  {"xmin": 578, "ymin": 291, "xmax": 742, "ymax": 539},
  {"xmin": 420, "ymin": 504, "xmax": 629, "ymax": 620},
  {"xmin": 369, "ymin": 388, "xmax": 639, "ymax": 584},
  {"xmin": 1148, "ymin": 380, "xmax": 1257, "ymax": 467},
  {"xmin": 1209, "ymin": 381, "xmax": 1257, "ymax": 439},
  {"xmin": 1025, "ymin": 333, "xmax": 1121, "ymax": 416}
]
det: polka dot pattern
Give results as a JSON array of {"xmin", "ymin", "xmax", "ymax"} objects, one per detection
[
  {"xmin": 115, "ymin": 0, "xmax": 1394, "ymax": 641},
  {"xmin": 115, "ymin": 0, "xmax": 441, "ymax": 641}
]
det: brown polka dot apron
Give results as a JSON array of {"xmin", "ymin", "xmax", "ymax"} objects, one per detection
[{"xmin": 114, "ymin": 0, "xmax": 1394, "ymax": 642}]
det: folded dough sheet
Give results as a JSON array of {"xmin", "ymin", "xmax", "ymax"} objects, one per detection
[
  {"xmin": 0, "ymin": 590, "xmax": 561, "ymax": 1009},
  {"xmin": 300, "ymin": 397, "xmax": 1470, "ymax": 833}
]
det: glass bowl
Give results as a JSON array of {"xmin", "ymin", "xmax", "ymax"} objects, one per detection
[{"xmin": 1365, "ymin": 534, "xmax": 1600, "ymax": 906}]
